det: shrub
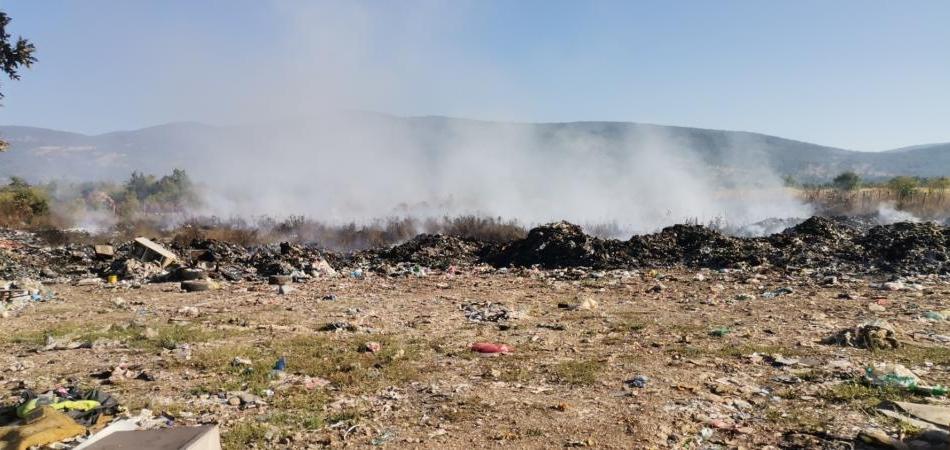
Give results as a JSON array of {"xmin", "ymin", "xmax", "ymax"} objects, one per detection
[
  {"xmin": 832, "ymin": 171, "xmax": 861, "ymax": 191},
  {"xmin": 0, "ymin": 177, "xmax": 50, "ymax": 227},
  {"xmin": 887, "ymin": 176, "xmax": 919, "ymax": 199}
]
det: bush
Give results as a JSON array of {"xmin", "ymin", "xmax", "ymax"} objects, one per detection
[
  {"xmin": 0, "ymin": 177, "xmax": 50, "ymax": 227},
  {"xmin": 887, "ymin": 176, "xmax": 919, "ymax": 199},
  {"xmin": 832, "ymin": 171, "xmax": 861, "ymax": 191}
]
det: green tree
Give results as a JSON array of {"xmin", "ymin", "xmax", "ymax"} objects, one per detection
[
  {"xmin": 832, "ymin": 171, "xmax": 861, "ymax": 191},
  {"xmin": 782, "ymin": 175, "xmax": 798, "ymax": 188},
  {"xmin": 887, "ymin": 176, "xmax": 919, "ymax": 199},
  {"xmin": 0, "ymin": 10, "xmax": 36, "ymax": 151}
]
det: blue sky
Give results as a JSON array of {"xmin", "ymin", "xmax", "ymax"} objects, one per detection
[{"xmin": 0, "ymin": 0, "xmax": 947, "ymax": 150}]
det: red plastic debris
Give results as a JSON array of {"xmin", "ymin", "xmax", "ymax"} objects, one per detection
[{"xmin": 470, "ymin": 342, "xmax": 512, "ymax": 354}]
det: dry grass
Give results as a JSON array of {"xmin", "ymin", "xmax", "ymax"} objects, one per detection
[{"xmin": 800, "ymin": 187, "xmax": 950, "ymax": 219}]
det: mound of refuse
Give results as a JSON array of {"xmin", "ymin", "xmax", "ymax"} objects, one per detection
[
  {"xmin": 378, "ymin": 234, "xmax": 485, "ymax": 269},
  {"xmin": 6, "ymin": 215, "xmax": 950, "ymax": 283},
  {"xmin": 859, "ymin": 222, "xmax": 950, "ymax": 274},
  {"xmin": 766, "ymin": 216, "xmax": 866, "ymax": 271},
  {"xmin": 488, "ymin": 221, "xmax": 635, "ymax": 269},
  {"xmin": 630, "ymin": 224, "xmax": 770, "ymax": 269}
]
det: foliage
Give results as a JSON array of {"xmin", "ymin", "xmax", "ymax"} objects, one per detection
[
  {"xmin": 887, "ymin": 176, "xmax": 919, "ymax": 199},
  {"xmin": 832, "ymin": 171, "xmax": 861, "ymax": 191},
  {"xmin": 782, "ymin": 174, "xmax": 798, "ymax": 188},
  {"xmin": 0, "ymin": 177, "xmax": 49, "ymax": 226},
  {"xmin": 123, "ymin": 169, "xmax": 199, "ymax": 213},
  {"xmin": 924, "ymin": 176, "xmax": 950, "ymax": 190},
  {"xmin": 0, "ymin": 169, "xmax": 200, "ymax": 229},
  {"xmin": 0, "ymin": 10, "xmax": 37, "ymax": 151}
]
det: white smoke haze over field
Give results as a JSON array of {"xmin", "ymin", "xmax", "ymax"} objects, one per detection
[
  {"xmin": 189, "ymin": 115, "xmax": 811, "ymax": 235},
  {"xmin": 115, "ymin": 1, "xmax": 816, "ymax": 234}
]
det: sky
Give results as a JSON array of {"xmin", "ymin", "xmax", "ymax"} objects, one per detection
[{"xmin": 0, "ymin": 0, "xmax": 947, "ymax": 151}]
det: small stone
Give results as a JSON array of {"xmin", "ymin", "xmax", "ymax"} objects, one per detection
[
  {"xmin": 231, "ymin": 357, "xmax": 253, "ymax": 367},
  {"xmin": 363, "ymin": 341, "xmax": 382, "ymax": 353},
  {"xmin": 868, "ymin": 303, "xmax": 886, "ymax": 312},
  {"xmin": 882, "ymin": 281, "xmax": 905, "ymax": 291},
  {"xmin": 177, "ymin": 306, "xmax": 199, "ymax": 317}
]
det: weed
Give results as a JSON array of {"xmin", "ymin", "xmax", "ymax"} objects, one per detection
[{"xmin": 549, "ymin": 359, "xmax": 604, "ymax": 385}]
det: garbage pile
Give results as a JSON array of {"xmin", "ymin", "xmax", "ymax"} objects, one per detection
[
  {"xmin": 489, "ymin": 221, "xmax": 635, "ymax": 269},
  {"xmin": 376, "ymin": 234, "xmax": 485, "ymax": 269},
  {"xmin": 4, "ymin": 215, "xmax": 950, "ymax": 284},
  {"xmin": 0, "ymin": 278, "xmax": 55, "ymax": 318},
  {"xmin": 488, "ymin": 216, "xmax": 950, "ymax": 274},
  {"xmin": 859, "ymin": 222, "xmax": 950, "ymax": 274},
  {"xmin": 629, "ymin": 224, "xmax": 770, "ymax": 268},
  {"xmin": 0, "ymin": 385, "xmax": 222, "ymax": 449}
]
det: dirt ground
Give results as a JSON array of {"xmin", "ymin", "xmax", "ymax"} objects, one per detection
[{"xmin": 1, "ymin": 267, "xmax": 948, "ymax": 449}]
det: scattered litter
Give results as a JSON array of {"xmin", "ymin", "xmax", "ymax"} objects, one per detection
[
  {"xmin": 82, "ymin": 425, "xmax": 221, "ymax": 450},
  {"xmin": 824, "ymin": 319, "xmax": 900, "ymax": 350},
  {"xmin": 625, "ymin": 375, "xmax": 649, "ymax": 388},
  {"xmin": 558, "ymin": 297, "xmax": 598, "ymax": 311},
  {"xmin": 130, "ymin": 237, "xmax": 177, "ymax": 268},
  {"xmin": 923, "ymin": 311, "xmax": 945, "ymax": 321},
  {"xmin": 709, "ymin": 327, "xmax": 731, "ymax": 337},
  {"xmin": 761, "ymin": 287, "xmax": 794, "ymax": 298},
  {"xmin": 470, "ymin": 342, "xmax": 512, "ymax": 354},
  {"xmin": 363, "ymin": 341, "xmax": 382, "ymax": 353},
  {"xmin": 461, "ymin": 301, "xmax": 510, "ymax": 323}
]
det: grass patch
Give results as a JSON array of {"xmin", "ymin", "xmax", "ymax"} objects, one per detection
[
  {"xmin": 665, "ymin": 345, "xmax": 705, "ymax": 358},
  {"xmin": 715, "ymin": 343, "xmax": 807, "ymax": 359},
  {"xmin": 478, "ymin": 355, "xmax": 536, "ymax": 383},
  {"xmin": 549, "ymin": 359, "xmax": 604, "ymax": 385},
  {"xmin": 189, "ymin": 334, "xmax": 426, "ymax": 395},
  {"xmin": 819, "ymin": 381, "xmax": 920, "ymax": 408},
  {"xmin": 222, "ymin": 422, "xmax": 274, "ymax": 450},
  {"xmin": 436, "ymin": 396, "xmax": 493, "ymax": 423},
  {"xmin": 875, "ymin": 345, "xmax": 950, "ymax": 367},
  {"xmin": 764, "ymin": 406, "xmax": 824, "ymax": 432},
  {"xmin": 5, "ymin": 321, "xmax": 228, "ymax": 351}
]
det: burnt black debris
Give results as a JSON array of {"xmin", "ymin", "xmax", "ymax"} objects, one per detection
[
  {"xmin": 488, "ymin": 221, "xmax": 635, "ymax": 269},
  {"xmin": 4, "ymin": 216, "xmax": 950, "ymax": 283},
  {"xmin": 859, "ymin": 222, "xmax": 950, "ymax": 274},
  {"xmin": 378, "ymin": 234, "xmax": 485, "ymax": 269}
]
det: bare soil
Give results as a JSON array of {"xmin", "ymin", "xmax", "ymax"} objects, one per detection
[{"xmin": 1, "ymin": 268, "xmax": 948, "ymax": 449}]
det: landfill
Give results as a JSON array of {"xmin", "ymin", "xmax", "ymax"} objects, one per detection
[{"xmin": 0, "ymin": 216, "xmax": 949, "ymax": 448}]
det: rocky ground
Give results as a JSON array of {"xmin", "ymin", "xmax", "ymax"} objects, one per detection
[{"xmin": 1, "ymin": 265, "xmax": 948, "ymax": 449}]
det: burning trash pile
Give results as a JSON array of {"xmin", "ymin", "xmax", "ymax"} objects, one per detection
[
  {"xmin": 488, "ymin": 221, "xmax": 634, "ymax": 269},
  {"xmin": 2, "ymin": 215, "xmax": 950, "ymax": 290}
]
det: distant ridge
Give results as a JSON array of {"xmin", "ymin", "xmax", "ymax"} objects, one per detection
[{"xmin": 1, "ymin": 114, "xmax": 948, "ymax": 183}]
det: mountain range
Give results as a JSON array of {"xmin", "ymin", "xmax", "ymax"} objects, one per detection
[{"xmin": 1, "ymin": 115, "xmax": 947, "ymax": 184}]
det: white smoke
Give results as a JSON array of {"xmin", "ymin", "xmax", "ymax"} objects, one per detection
[
  {"xmin": 876, "ymin": 202, "xmax": 921, "ymax": 224},
  {"xmin": 59, "ymin": 2, "xmax": 817, "ymax": 234}
]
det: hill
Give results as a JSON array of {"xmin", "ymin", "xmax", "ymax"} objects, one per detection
[{"xmin": 0, "ymin": 115, "xmax": 947, "ymax": 183}]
